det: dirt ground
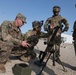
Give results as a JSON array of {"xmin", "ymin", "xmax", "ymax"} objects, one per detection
[{"xmin": 0, "ymin": 39, "xmax": 76, "ymax": 75}]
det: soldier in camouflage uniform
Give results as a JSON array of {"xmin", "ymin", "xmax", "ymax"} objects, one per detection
[
  {"xmin": 72, "ymin": 21, "xmax": 76, "ymax": 56},
  {"xmin": 0, "ymin": 13, "xmax": 31, "ymax": 73},
  {"xmin": 20, "ymin": 21, "xmax": 49, "ymax": 62},
  {"xmin": 44, "ymin": 6, "xmax": 69, "ymax": 59}
]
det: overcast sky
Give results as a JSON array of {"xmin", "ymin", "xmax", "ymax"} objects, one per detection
[{"xmin": 0, "ymin": 0, "xmax": 76, "ymax": 35}]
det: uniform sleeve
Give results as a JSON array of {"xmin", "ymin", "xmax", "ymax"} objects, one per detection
[
  {"xmin": 11, "ymin": 38, "xmax": 22, "ymax": 45},
  {"xmin": 61, "ymin": 18, "xmax": 69, "ymax": 32},
  {"xmin": 39, "ymin": 32, "xmax": 50, "ymax": 38},
  {"xmin": 23, "ymin": 30, "xmax": 38, "ymax": 46},
  {"xmin": 23, "ymin": 30, "xmax": 32, "ymax": 40},
  {"xmin": 1, "ymin": 21, "xmax": 9, "ymax": 40},
  {"xmin": 44, "ymin": 17, "xmax": 51, "ymax": 31},
  {"xmin": 1, "ymin": 21, "xmax": 22, "ymax": 45}
]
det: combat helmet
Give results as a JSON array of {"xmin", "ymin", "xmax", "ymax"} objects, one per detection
[
  {"xmin": 53, "ymin": 6, "xmax": 60, "ymax": 12},
  {"xmin": 32, "ymin": 21, "xmax": 43, "ymax": 29}
]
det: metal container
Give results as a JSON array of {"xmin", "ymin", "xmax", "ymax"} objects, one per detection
[{"xmin": 12, "ymin": 63, "xmax": 32, "ymax": 75}]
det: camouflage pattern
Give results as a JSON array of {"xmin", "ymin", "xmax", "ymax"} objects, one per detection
[
  {"xmin": 44, "ymin": 15, "xmax": 69, "ymax": 57},
  {"xmin": 72, "ymin": 21, "xmax": 76, "ymax": 56},
  {"xmin": 16, "ymin": 13, "xmax": 26, "ymax": 23},
  {"xmin": 0, "ymin": 20, "xmax": 23, "ymax": 63},
  {"xmin": 1, "ymin": 21, "xmax": 23, "ymax": 45},
  {"xmin": 0, "ymin": 40, "xmax": 13, "ymax": 63},
  {"xmin": 21, "ymin": 30, "xmax": 49, "ymax": 61},
  {"xmin": 32, "ymin": 21, "xmax": 42, "ymax": 28}
]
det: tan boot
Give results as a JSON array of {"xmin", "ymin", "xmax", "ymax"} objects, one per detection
[
  {"xmin": 20, "ymin": 55, "xmax": 32, "ymax": 62},
  {"xmin": 0, "ymin": 63, "xmax": 6, "ymax": 73}
]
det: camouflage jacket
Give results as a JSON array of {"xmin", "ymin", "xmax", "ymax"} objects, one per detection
[
  {"xmin": 1, "ymin": 20, "xmax": 23, "ymax": 45},
  {"xmin": 23, "ymin": 30, "xmax": 49, "ymax": 46},
  {"xmin": 44, "ymin": 15, "xmax": 69, "ymax": 32},
  {"xmin": 44, "ymin": 15, "xmax": 69, "ymax": 43}
]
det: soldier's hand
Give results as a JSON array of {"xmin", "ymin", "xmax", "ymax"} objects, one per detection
[
  {"xmin": 50, "ymin": 24, "xmax": 55, "ymax": 30},
  {"xmin": 21, "ymin": 41, "xmax": 32, "ymax": 48}
]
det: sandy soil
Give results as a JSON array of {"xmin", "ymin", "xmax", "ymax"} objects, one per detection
[{"xmin": 0, "ymin": 39, "xmax": 76, "ymax": 75}]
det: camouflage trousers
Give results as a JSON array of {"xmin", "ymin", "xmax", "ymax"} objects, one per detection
[
  {"xmin": 73, "ymin": 40, "xmax": 76, "ymax": 56},
  {"xmin": 0, "ymin": 40, "xmax": 36, "ymax": 63},
  {"xmin": 11, "ymin": 46, "xmax": 27, "ymax": 56},
  {"xmin": 0, "ymin": 40, "xmax": 13, "ymax": 63},
  {"xmin": 22, "ymin": 47, "xmax": 36, "ymax": 59},
  {"xmin": 12, "ymin": 46, "xmax": 36, "ymax": 59},
  {"xmin": 54, "ymin": 44, "xmax": 60, "ymax": 57}
]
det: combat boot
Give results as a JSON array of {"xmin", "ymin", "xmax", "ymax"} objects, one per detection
[
  {"xmin": 20, "ymin": 55, "xmax": 32, "ymax": 62},
  {"xmin": 0, "ymin": 63, "xmax": 6, "ymax": 73}
]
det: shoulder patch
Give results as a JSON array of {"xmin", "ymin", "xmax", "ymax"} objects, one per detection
[
  {"xmin": 6, "ymin": 25, "xmax": 10, "ymax": 29},
  {"xmin": 3, "ymin": 20, "xmax": 11, "ymax": 29}
]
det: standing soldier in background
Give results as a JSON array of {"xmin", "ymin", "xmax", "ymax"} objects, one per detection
[
  {"xmin": 0, "ymin": 13, "xmax": 31, "ymax": 73},
  {"xmin": 20, "ymin": 20, "xmax": 50, "ymax": 62},
  {"xmin": 44, "ymin": 6, "xmax": 69, "ymax": 60},
  {"xmin": 72, "ymin": 21, "xmax": 76, "ymax": 56}
]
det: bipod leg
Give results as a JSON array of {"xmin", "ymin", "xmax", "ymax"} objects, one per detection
[
  {"xmin": 56, "ymin": 55, "xmax": 67, "ymax": 72},
  {"xmin": 39, "ymin": 51, "xmax": 43, "ymax": 59},
  {"xmin": 39, "ymin": 52, "xmax": 46, "ymax": 63},
  {"xmin": 52, "ymin": 49, "xmax": 55, "ymax": 66},
  {"xmin": 34, "ymin": 51, "xmax": 46, "ymax": 67},
  {"xmin": 37, "ymin": 52, "xmax": 52, "ymax": 75}
]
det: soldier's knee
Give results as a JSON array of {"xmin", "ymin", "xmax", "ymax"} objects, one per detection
[{"xmin": 31, "ymin": 52, "xmax": 36, "ymax": 59}]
